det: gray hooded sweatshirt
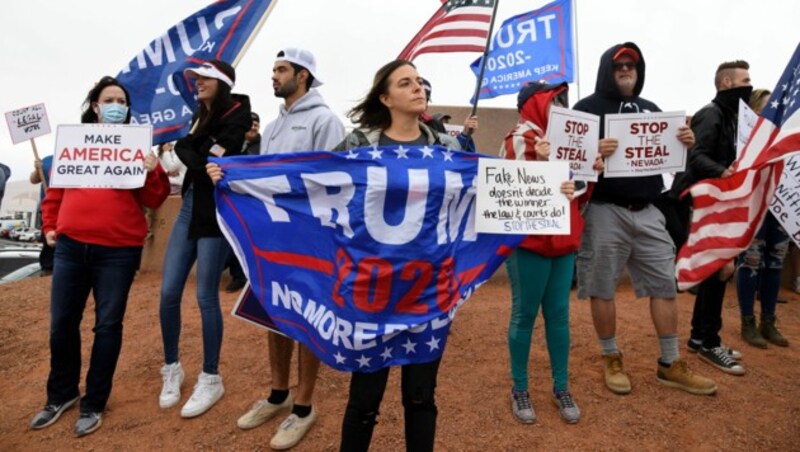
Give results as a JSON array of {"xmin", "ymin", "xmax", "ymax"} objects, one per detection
[{"xmin": 259, "ymin": 90, "xmax": 345, "ymax": 155}]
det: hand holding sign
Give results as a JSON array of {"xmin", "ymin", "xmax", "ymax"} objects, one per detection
[
  {"xmin": 476, "ymin": 159, "xmax": 571, "ymax": 235},
  {"xmin": 604, "ymin": 111, "xmax": 688, "ymax": 178},
  {"xmin": 546, "ymin": 107, "xmax": 600, "ymax": 181}
]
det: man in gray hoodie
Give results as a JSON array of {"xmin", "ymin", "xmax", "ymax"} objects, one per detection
[{"xmin": 238, "ymin": 47, "xmax": 345, "ymax": 450}]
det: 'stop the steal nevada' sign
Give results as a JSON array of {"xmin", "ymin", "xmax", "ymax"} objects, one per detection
[{"xmin": 214, "ymin": 146, "xmax": 523, "ymax": 372}]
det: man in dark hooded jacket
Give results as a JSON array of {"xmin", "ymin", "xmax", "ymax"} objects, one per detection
[
  {"xmin": 573, "ymin": 42, "xmax": 716, "ymax": 396},
  {"xmin": 670, "ymin": 60, "xmax": 753, "ymax": 377}
]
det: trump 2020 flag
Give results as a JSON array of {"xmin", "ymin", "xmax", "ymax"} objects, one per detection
[
  {"xmin": 676, "ymin": 43, "xmax": 800, "ymax": 290},
  {"xmin": 470, "ymin": 0, "xmax": 574, "ymax": 101},
  {"xmin": 116, "ymin": 0, "xmax": 277, "ymax": 145},
  {"xmin": 214, "ymin": 147, "xmax": 523, "ymax": 372}
]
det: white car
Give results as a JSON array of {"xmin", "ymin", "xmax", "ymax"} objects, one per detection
[{"xmin": 17, "ymin": 229, "xmax": 41, "ymax": 242}]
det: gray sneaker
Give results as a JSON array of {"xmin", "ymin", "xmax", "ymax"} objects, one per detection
[
  {"xmin": 510, "ymin": 390, "xmax": 536, "ymax": 424},
  {"xmin": 29, "ymin": 396, "xmax": 79, "ymax": 430},
  {"xmin": 74, "ymin": 411, "xmax": 102, "ymax": 437},
  {"xmin": 552, "ymin": 390, "xmax": 581, "ymax": 424}
]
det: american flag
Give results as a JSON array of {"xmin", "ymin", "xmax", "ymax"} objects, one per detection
[
  {"xmin": 397, "ymin": 0, "xmax": 495, "ymax": 61},
  {"xmin": 676, "ymin": 43, "xmax": 800, "ymax": 290}
]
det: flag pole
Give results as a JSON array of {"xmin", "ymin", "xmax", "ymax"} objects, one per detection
[
  {"xmin": 468, "ymin": 0, "xmax": 500, "ymax": 118},
  {"xmin": 572, "ymin": 0, "xmax": 581, "ymax": 101}
]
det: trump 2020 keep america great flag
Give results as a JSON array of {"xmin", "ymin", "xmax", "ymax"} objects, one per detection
[
  {"xmin": 213, "ymin": 146, "xmax": 523, "ymax": 372},
  {"xmin": 676, "ymin": 43, "xmax": 800, "ymax": 290}
]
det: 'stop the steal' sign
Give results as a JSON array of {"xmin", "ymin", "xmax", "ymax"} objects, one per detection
[
  {"xmin": 546, "ymin": 106, "xmax": 600, "ymax": 182},
  {"xmin": 50, "ymin": 124, "xmax": 152, "ymax": 189},
  {"xmin": 475, "ymin": 159, "xmax": 571, "ymax": 235},
  {"xmin": 214, "ymin": 146, "xmax": 524, "ymax": 372},
  {"xmin": 604, "ymin": 111, "xmax": 687, "ymax": 178},
  {"xmin": 5, "ymin": 103, "xmax": 51, "ymax": 144}
]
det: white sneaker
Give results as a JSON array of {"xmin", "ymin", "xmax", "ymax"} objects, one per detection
[
  {"xmin": 159, "ymin": 362, "xmax": 185, "ymax": 409},
  {"xmin": 269, "ymin": 409, "xmax": 316, "ymax": 450},
  {"xmin": 237, "ymin": 394, "xmax": 293, "ymax": 430},
  {"xmin": 180, "ymin": 372, "xmax": 224, "ymax": 418}
]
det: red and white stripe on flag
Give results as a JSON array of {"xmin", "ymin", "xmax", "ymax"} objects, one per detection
[
  {"xmin": 676, "ymin": 42, "xmax": 800, "ymax": 290},
  {"xmin": 397, "ymin": 0, "xmax": 494, "ymax": 61}
]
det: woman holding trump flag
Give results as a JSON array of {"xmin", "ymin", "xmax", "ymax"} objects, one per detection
[
  {"xmin": 29, "ymin": 76, "xmax": 170, "ymax": 437},
  {"xmin": 157, "ymin": 59, "xmax": 251, "ymax": 419}
]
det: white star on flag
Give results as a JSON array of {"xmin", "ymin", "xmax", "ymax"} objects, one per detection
[
  {"xmin": 345, "ymin": 150, "xmax": 359, "ymax": 160},
  {"xmin": 394, "ymin": 146, "xmax": 409, "ymax": 159},
  {"xmin": 441, "ymin": 149, "xmax": 454, "ymax": 162},
  {"xmin": 771, "ymin": 100, "xmax": 780, "ymax": 109},
  {"xmin": 380, "ymin": 347, "xmax": 393, "ymax": 361},
  {"xmin": 333, "ymin": 351, "xmax": 346, "ymax": 364},
  {"xmin": 402, "ymin": 338, "xmax": 417, "ymax": 354},
  {"xmin": 368, "ymin": 148, "xmax": 383, "ymax": 160},
  {"xmin": 420, "ymin": 146, "xmax": 435, "ymax": 158},
  {"xmin": 426, "ymin": 336, "xmax": 441, "ymax": 351},
  {"xmin": 356, "ymin": 355, "xmax": 371, "ymax": 368}
]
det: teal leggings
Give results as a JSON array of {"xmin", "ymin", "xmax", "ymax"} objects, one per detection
[{"xmin": 506, "ymin": 249, "xmax": 574, "ymax": 392}]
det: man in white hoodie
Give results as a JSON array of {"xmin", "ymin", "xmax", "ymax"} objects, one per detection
[{"xmin": 237, "ymin": 47, "xmax": 344, "ymax": 451}]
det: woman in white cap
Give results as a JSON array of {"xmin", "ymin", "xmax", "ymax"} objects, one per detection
[{"xmin": 157, "ymin": 59, "xmax": 251, "ymax": 418}]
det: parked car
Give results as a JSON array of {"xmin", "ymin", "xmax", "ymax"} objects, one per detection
[
  {"xmin": 9, "ymin": 228, "xmax": 30, "ymax": 241},
  {"xmin": 17, "ymin": 229, "xmax": 41, "ymax": 242},
  {"xmin": 0, "ymin": 248, "xmax": 40, "ymax": 278},
  {"xmin": 0, "ymin": 262, "xmax": 42, "ymax": 284}
]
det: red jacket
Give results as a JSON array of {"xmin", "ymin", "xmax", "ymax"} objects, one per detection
[
  {"xmin": 500, "ymin": 87, "xmax": 593, "ymax": 257},
  {"xmin": 42, "ymin": 166, "xmax": 170, "ymax": 247}
]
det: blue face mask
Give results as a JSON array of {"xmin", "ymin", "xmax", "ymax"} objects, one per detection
[{"xmin": 98, "ymin": 103, "xmax": 128, "ymax": 124}]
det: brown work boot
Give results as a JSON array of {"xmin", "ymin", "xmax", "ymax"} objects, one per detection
[
  {"xmin": 602, "ymin": 353, "xmax": 631, "ymax": 394},
  {"xmin": 760, "ymin": 315, "xmax": 789, "ymax": 347},
  {"xmin": 656, "ymin": 359, "xmax": 717, "ymax": 395},
  {"xmin": 741, "ymin": 315, "xmax": 768, "ymax": 348}
]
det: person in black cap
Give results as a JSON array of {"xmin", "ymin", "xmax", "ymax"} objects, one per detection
[
  {"xmin": 157, "ymin": 59, "xmax": 252, "ymax": 419},
  {"xmin": 572, "ymin": 43, "xmax": 716, "ymax": 397},
  {"xmin": 420, "ymin": 77, "xmax": 478, "ymax": 152},
  {"xmin": 500, "ymin": 80, "xmax": 598, "ymax": 426},
  {"xmin": 242, "ymin": 112, "xmax": 262, "ymax": 155}
]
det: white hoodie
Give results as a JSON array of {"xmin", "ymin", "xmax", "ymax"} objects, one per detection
[{"xmin": 260, "ymin": 90, "xmax": 345, "ymax": 155}]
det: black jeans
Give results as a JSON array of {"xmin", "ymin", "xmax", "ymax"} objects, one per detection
[
  {"xmin": 690, "ymin": 273, "xmax": 727, "ymax": 348},
  {"xmin": 46, "ymin": 235, "xmax": 141, "ymax": 413},
  {"xmin": 340, "ymin": 358, "xmax": 441, "ymax": 452}
]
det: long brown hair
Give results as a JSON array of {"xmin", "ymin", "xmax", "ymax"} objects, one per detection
[{"xmin": 348, "ymin": 59, "xmax": 415, "ymax": 130}]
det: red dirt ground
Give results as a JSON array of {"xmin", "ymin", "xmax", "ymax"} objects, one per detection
[{"xmin": 1, "ymin": 272, "xmax": 799, "ymax": 451}]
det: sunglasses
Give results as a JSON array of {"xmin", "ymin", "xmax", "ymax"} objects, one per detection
[{"xmin": 612, "ymin": 62, "xmax": 636, "ymax": 71}]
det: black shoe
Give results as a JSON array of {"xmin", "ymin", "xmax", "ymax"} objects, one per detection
[
  {"xmin": 698, "ymin": 346, "xmax": 746, "ymax": 376},
  {"xmin": 29, "ymin": 396, "xmax": 79, "ymax": 430},
  {"xmin": 688, "ymin": 339, "xmax": 742, "ymax": 360},
  {"xmin": 225, "ymin": 278, "xmax": 247, "ymax": 293},
  {"xmin": 74, "ymin": 411, "xmax": 102, "ymax": 437}
]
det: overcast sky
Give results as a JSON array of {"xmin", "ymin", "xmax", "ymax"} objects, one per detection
[{"xmin": 1, "ymin": 0, "xmax": 797, "ymax": 183}]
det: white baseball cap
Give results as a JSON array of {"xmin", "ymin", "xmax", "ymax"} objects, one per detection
[
  {"xmin": 184, "ymin": 60, "xmax": 236, "ymax": 88},
  {"xmin": 276, "ymin": 47, "xmax": 323, "ymax": 87}
]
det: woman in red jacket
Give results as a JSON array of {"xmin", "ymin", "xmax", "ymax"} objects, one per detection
[
  {"xmin": 29, "ymin": 76, "xmax": 170, "ymax": 437},
  {"xmin": 500, "ymin": 81, "xmax": 600, "ymax": 426}
]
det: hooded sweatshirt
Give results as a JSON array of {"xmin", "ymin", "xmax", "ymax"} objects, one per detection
[
  {"xmin": 175, "ymin": 93, "xmax": 252, "ymax": 238},
  {"xmin": 260, "ymin": 90, "xmax": 345, "ymax": 154},
  {"xmin": 573, "ymin": 42, "xmax": 664, "ymax": 204},
  {"xmin": 500, "ymin": 85, "xmax": 591, "ymax": 257}
]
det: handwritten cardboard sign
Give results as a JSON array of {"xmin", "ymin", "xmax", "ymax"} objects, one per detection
[
  {"xmin": 771, "ymin": 155, "xmax": 800, "ymax": 247},
  {"xmin": 604, "ymin": 111, "xmax": 687, "ymax": 178},
  {"xmin": 50, "ymin": 124, "xmax": 152, "ymax": 189},
  {"xmin": 546, "ymin": 106, "xmax": 600, "ymax": 182},
  {"xmin": 5, "ymin": 103, "xmax": 51, "ymax": 144},
  {"xmin": 476, "ymin": 159, "xmax": 570, "ymax": 235},
  {"xmin": 737, "ymin": 99, "xmax": 757, "ymax": 158}
]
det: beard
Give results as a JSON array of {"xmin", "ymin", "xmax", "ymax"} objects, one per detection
[{"xmin": 274, "ymin": 78, "xmax": 299, "ymax": 99}]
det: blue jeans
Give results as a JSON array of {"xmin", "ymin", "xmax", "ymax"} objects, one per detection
[
  {"xmin": 159, "ymin": 190, "xmax": 229, "ymax": 374},
  {"xmin": 47, "ymin": 235, "xmax": 142, "ymax": 413},
  {"xmin": 736, "ymin": 213, "xmax": 791, "ymax": 317}
]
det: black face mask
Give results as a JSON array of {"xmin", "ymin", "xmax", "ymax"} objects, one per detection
[{"xmin": 715, "ymin": 85, "xmax": 753, "ymax": 113}]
